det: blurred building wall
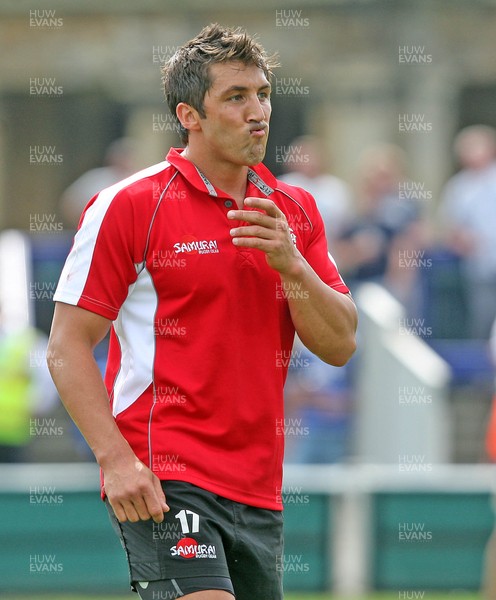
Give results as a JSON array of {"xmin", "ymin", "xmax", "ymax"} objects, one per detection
[{"xmin": 0, "ymin": 0, "xmax": 495, "ymax": 229}]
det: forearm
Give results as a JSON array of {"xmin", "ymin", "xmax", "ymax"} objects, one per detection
[
  {"xmin": 226, "ymin": 197, "xmax": 357, "ymax": 364},
  {"xmin": 47, "ymin": 338, "xmax": 134, "ymax": 469},
  {"xmin": 280, "ymin": 256, "xmax": 357, "ymax": 366}
]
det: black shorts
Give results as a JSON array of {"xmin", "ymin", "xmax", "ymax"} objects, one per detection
[{"xmin": 106, "ymin": 480, "xmax": 284, "ymax": 600}]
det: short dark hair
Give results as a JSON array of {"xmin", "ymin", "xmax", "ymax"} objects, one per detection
[{"xmin": 162, "ymin": 23, "xmax": 279, "ymax": 144}]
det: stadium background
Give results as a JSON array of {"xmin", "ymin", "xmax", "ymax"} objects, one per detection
[{"xmin": 1, "ymin": 0, "xmax": 496, "ymax": 597}]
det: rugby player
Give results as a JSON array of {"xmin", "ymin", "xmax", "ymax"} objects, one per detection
[{"xmin": 47, "ymin": 23, "xmax": 357, "ymax": 600}]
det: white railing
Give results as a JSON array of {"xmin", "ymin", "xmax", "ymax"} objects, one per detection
[
  {"xmin": 0, "ymin": 462, "xmax": 493, "ymax": 595},
  {"xmin": 353, "ymin": 282, "xmax": 452, "ymax": 464}
]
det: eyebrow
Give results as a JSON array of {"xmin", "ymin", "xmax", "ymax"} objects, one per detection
[{"xmin": 221, "ymin": 84, "xmax": 272, "ymax": 95}]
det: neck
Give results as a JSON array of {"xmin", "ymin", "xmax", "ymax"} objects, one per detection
[{"xmin": 182, "ymin": 146, "xmax": 248, "ymax": 207}]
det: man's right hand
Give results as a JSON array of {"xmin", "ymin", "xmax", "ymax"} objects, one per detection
[
  {"xmin": 102, "ymin": 456, "xmax": 170, "ymax": 523},
  {"xmin": 47, "ymin": 303, "xmax": 169, "ymax": 525}
]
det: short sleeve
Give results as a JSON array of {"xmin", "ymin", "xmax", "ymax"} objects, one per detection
[
  {"xmin": 54, "ymin": 186, "xmax": 141, "ymax": 321},
  {"xmin": 300, "ymin": 192, "xmax": 350, "ymax": 295}
]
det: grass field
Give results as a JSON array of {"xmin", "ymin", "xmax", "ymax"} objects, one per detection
[
  {"xmin": 0, "ymin": 596, "xmax": 335, "ymax": 600},
  {"xmin": 0, "ymin": 594, "xmax": 483, "ymax": 600}
]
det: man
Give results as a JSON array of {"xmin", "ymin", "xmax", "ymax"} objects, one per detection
[
  {"xmin": 279, "ymin": 135, "xmax": 354, "ymax": 248},
  {"xmin": 59, "ymin": 137, "xmax": 137, "ymax": 229},
  {"xmin": 47, "ymin": 24, "xmax": 357, "ymax": 600},
  {"xmin": 439, "ymin": 125, "xmax": 496, "ymax": 339}
]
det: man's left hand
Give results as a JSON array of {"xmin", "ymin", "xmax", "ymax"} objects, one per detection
[{"xmin": 227, "ymin": 197, "xmax": 301, "ymax": 275}]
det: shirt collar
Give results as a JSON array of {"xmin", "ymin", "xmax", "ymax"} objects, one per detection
[{"xmin": 166, "ymin": 147, "xmax": 276, "ymax": 198}]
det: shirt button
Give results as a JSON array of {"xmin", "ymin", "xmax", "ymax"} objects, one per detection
[{"xmin": 224, "ymin": 200, "xmax": 233, "ymax": 208}]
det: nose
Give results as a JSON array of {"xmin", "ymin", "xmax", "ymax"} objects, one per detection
[{"xmin": 247, "ymin": 94, "xmax": 267, "ymax": 123}]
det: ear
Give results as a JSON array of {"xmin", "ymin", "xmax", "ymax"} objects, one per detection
[{"xmin": 176, "ymin": 102, "xmax": 202, "ymax": 135}]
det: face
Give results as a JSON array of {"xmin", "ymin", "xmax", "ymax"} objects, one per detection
[
  {"xmin": 190, "ymin": 61, "xmax": 272, "ymax": 168},
  {"xmin": 457, "ymin": 132, "xmax": 496, "ymax": 170}
]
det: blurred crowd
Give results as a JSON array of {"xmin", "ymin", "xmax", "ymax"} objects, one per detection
[
  {"xmin": 280, "ymin": 126, "xmax": 496, "ymax": 462},
  {"xmin": 2, "ymin": 125, "xmax": 496, "ymax": 464},
  {"xmin": 281, "ymin": 127, "xmax": 496, "ymax": 339}
]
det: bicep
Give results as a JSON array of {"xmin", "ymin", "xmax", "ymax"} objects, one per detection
[{"xmin": 50, "ymin": 302, "xmax": 112, "ymax": 350}]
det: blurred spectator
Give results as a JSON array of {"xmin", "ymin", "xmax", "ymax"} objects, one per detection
[
  {"xmin": 0, "ymin": 305, "xmax": 57, "ymax": 461},
  {"xmin": 284, "ymin": 337, "xmax": 352, "ymax": 463},
  {"xmin": 59, "ymin": 137, "xmax": 137, "ymax": 228},
  {"xmin": 280, "ymin": 137, "xmax": 355, "ymax": 463},
  {"xmin": 279, "ymin": 135, "xmax": 354, "ymax": 248},
  {"xmin": 439, "ymin": 125, "xmax": 496, "ymax": 339},
  {"xmin": 333, "ymin": 143, "xmax": 427, "ymax": 313}
]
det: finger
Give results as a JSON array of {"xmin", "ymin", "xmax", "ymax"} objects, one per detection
[
  {"xmin": 142, "ymin": 480, "xmax": 169, "ymax": 524},
  {"xmin": 229, "ymin": 211, "xmax": 288, "ymax": 231},
  {"xmin": 130, "ymin": 495, "xmax": 154, "ymax": 522},
  {"xmin": 232, "ymin": 236, "xmax": 277, "ymax": 250},
  {"xmin": 227, "ymin": 209, "xmax": 275, "ymax": 229},
  {"xmin": 119, "ymin": 500, "xmax": 141, "ymax": 523},
  {"xmin": 153, "ymin": 476, "xmax": 170, "ymax": 514},
  {"xmin": 244, "ymin": 197, "xmax": 282, "ymax": 218},
  {"xmin": 230, "ymin": 225, "xmax": 277, "ymax": 240},
  {"xmin": 110, "ymin": 500, "xmax": 128, "ymax": 523},
  {"xmin": 229, "ymin": 206, "xmax": 288, "ymax": 229}
]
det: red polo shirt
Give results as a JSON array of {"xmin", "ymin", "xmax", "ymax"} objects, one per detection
[{"xmin": 54, "ymin": 148, "xmax": 349, "ymax": 510}]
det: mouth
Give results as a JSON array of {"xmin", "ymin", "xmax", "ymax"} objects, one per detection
[{"xmin": 249, "ymin": 123, "xmax": 268, "ymax": 138}]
